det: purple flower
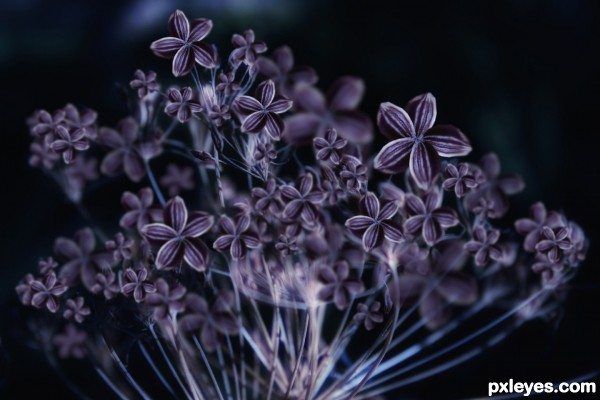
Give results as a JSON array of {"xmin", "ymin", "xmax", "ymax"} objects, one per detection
[
  {"xmin": 275, "ymin": 235, "xmax": 298, "ymax": 256},
  {"xmin": 256, "ymin": 45, "xmax": 318, "ymax": 97},
  {"xmin": 49, "ymin": 126, "xmax": 89, "ymax": 164},
  {"xmin": 535, "ymin": 226, "xmax": 572, "ymax": 264},
  {"xmin": 179, "ymin": 292, "xmax": 239, "ymax": 352},
  {"xmin": 464, "ymin": 225, "xmax": 504, "ymax": 267},
  {"xmin": 515, "ymin": 202, "xmax": 564, "ymax": 252},
  {"xmin": 216, "ymin": 72, "xmax": 241, "ymax": 96},
  {"xmin": 213, "ymin": 215, "xmax": 261, "ymax": 260},
  {"xmin": 30, "ymin": 109, "xmax": 65, "ymax": 138},
  {"xmin": 313, "ymin": 129, "xmax": 347, "ymax": 165},
  {"xmin": 63, "ymin": 156, "xmax": 98, "ymax": 200},
  {"xmin": 120, "ymin": 188, "xmax": 163, "ymax": 231},
  {"xmin": 120, "ymin": 267, "xmax": 156, "ymax": 303},
  {"xmin": 339, "ymin": 155, "xmax": 368, "ymax": 193},
  {"xmin": 141, "ymin": 196, "xmax": 214, "ymax": 271},
  {"xmin": 63, "ymin": 103, "xmax": 98, "ymax": 139},
  {"xmin": 403, "ymin": 191, "xmax": 459, "ymax": 246},
  {"xmin": 54, "ymin": 228, "xmax": 114, "ymax": 290},
  {"xmin": 233, "ymin": 80, "xmax": 293, "ymax": 140},
  {"xmin": 130, "ymin": 69, "xmax": 159, "ymax": 98},
  {"xmin": 283, "ymin": 76, "xmax": 372, "ymax": 144},
  {"xmin": 53, "ymin": 324, "xmax": 87, "ymax": 359},
  {"xmin": 63, "ymin": 297, "xmax": 91, "ymax": 323},
  {"xmin": 29, "ymin": 141, "xmax": 60, "ymax": 169},
  {"xmin": 150, "ymin": 10, "xmax": 216, "ymax": 77},
  {"xmin": 159, "ymin": 164, "xmax": 195, "ymax": 197},
  {"xmin": 317, "ymin": 261, "xmax": 365, "ymax": 310},
  {"xmin": 38, "ymin": 256, "xmax": 59, "ymax": 275},
  {"xmin": 280, "ymin": 173, "xmax": 326, "ymax": 225},
  {"xmin": 345, "ymin": 192, "xmax": 404, "ymax": 251},
  {"xmin": 252, "ymin": 178, "xmax": 282, "ymax": 214},
  {"xmin": 393, "ymin": 241, "xmax": 477, "ymax": 329},
  {"xmin": 144, "ymin": 278, "xmax": 186, "ymax": 320},
  {"xmin": 373, "ymin": 93, "xmax": 472, "ymax": 188},
  {"xmin": 15, "ymin": 274, "xmax": 35, "ymax": 305},
  {"xmin": 254, "ymin": 142, "xmax": 277, "ymax": 161},
  {"xmin": 464, "ymin": 153, "xmax": 525, "ymax": 218},
  {"xmin": 97, "ymin": 117, "xmax": 146, "ymax": 182},
  {"xmin": 30, "ymin": 272, "xmax": 68, "ymax": 313},
  {"xmin": 354, "ymin": 302, "xmax": 384, "ymax": 331},
  {"xmin": 230, "ymin": 29, "xmax": 267, "ymax": 66},
  {"xmin": 165, "ymin": 87, "xmax": 202, "ymax": 123},
  {"xmin": 442, "ymin": 163, "xmax": 479, "ymax": 197},
  {"xmin": 90, "ymin": 269, "xmax": 120, "ymax": 300},
  {"xmin": 105, "ymin": 232, "xmax": 135, "ymax": 263}
]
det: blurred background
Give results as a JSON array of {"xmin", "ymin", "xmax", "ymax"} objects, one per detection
[{"xmin": 1, "ymin": 0, "xmax": 598, "ymax": 398}]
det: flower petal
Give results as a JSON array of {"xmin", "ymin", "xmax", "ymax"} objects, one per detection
[
  {"xmin": 425, "ymin": 125, "xmax": 472, "ymax": 157},
  {"xmin": 257, "ymin": 80, "xmax": 276, "ymax": 106},
  {"xmin": 327, "ymin": 76, "xmax": 364, "ymax": 111},
  {"xmin": 168, "ymin": 10, "xmax": 190, "ymax": 39},
  {"xmin": 142, "ymin": 223, "xmax": 177, "ymax": 242},
  {"xmin": 331, "ymin": 110, "xmax": 373, "ymax": 144},
  {"xmin": 345, "ymin": 216, "xmax": 373, "ymax": 232},
  {"xmin": 189, "ymin": 18, "xmax": 213, "ymax": 42},
  {"xmin": 362, "ymin": 224, "xmax": 383, "ymax": 251},
  {"xmin": 156, "ymin": 239, "xmax": 184, "ymax": 269},
  {"xmin": 409, "ymin": 142, "xmax": 440, "ymax": 189},
  {"xmin": 183, "ymin": 212, "xmax": 214, "ymax": 237},
  {"xmin": 362, "ymin": 192, "xmax": 380, "ymax": 219},
  {"xmin": 165, "ymin": 196, "xmax": 188, "ymax": 233},
  {"xmin": 406, "ymin": 93, "xmax": 437, "ymax": 135},
  {"xmin": 172, "ymin": 46, "xmax": 195, "ymax": 77},
  {"xmin": 192, "ymin": 42, "xmax": 217, "ymax": 68},
  {"xmin": 377, "ymin": 102, "xmax": 415, "ymax": 139},
  {"xmin": 150, "ymin": 37, "xmax": 184, "ymax": 58},
  {"xmin": 373, "ymin": 137, "xmax": 414, "ymax": 174},
  {"xmin": 183, "ymin": 238, "xmax": 209, "ymax": 271},
  {"xmin": 235, "ymin": 96, "xmax": 263, "ymax": 114}
]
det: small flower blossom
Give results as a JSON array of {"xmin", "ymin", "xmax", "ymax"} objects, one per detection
[
  {"xmin": 144, "ymin": 278, "xmax": 186, "ymax": 320},
  {"xmin": 38, "ymin": 257, "xmax": 59, "ymax": 275},
  {"xmin": 234, "ymin": 80, "xmax": 293, "ymax": 140},
  {"xmin": 354, "ymin": 302, "xmax": 384, "ymax": 331},
  {"xmin": 141, "ymin": 196, "xmax": 214, "ymax": 271},
  {"xmin": 213, "ymin": 215, "xmax": 261, "ymax": 260},
  {"xmin": 280, "ymin": 173, "xmax": 326, "ymax": 225},
  {"xmin": 29, "ymin": 140, "xmax": 59, "ymax": 169},
  {"xmin": 442, "ymin": 163, "xmax": 478, "ymax": 197},
  {"xmin": 216, "ymin": 72, "xmax": 241, "ymax": 96},
  {"xmin": 15, "ymin": 273, "xmax": 35, "ymax": 305},
  {"xmin": 165, "ymin": 87, "xmax": 202, "ymax": 123},
  {"xmin": 254, "ymin": 142, "xmax": 277, "ymax": 162},
  {"xmin": 275, "ymin": 235, "xmax": 298, "ymax": 256},
  {"xmin": 535, "ymin": 226, "xmax": 572, "ymax": 264},
  {"xmin": 464, "ymin": 153, "xmax": 525, "ymax": 218},
  {"xmin": 97, "ymin": 117, "xmax": 146, "ymax": 182},
  {"xmin": 120, "ymin": 267, "xmax": 156, "ymax": 303},
  {"xmin": 374, "ymin": 93, "xmax": 472, "ymax": 188},
  {"xmin": 403, "ymin": 192, "xmax": 459, "ymax": 246},
  {"xmin": 63, "ymin": 156, "xmax": 98, "ymax": 201},
  {"xmin": 464, "ymin": 226, "xmax": 504, "ymax": 267},
  {"xmin": 150, "ymin": 10, "xmax": 216, "ymax": 77},
  {"xmin": 54, "ymin": 228, "xmax": 113, "ymax": 289},
  {"xmin": 313, "ymin": 129, "xmax": 347, "ymax": 164},
  {"xmin": 120, "ymin": 187, "xmax": 163, "ymax": 231},
  {"xmin": 317, "ymin": 261, "xmax": 365, "ymax": 310},
  {"xmin": 252, "ymin": 178, "xmax": 282, "ymax": 214},
  {"xmin": 105, "ymin": 233, "xmax": 135, "ymax": 263},
  {"xmin": 30, "ymin": 109, "xmax": 65, "ymax": 138},
  {"xmin": 339, "ymin": 155, "xmax": 368, "ymax": 193},
  {"xmin": 515, "ymin": 202, "xmax": 564, "ymax": 252},
  {"xmin": 256, "ymin": 45, "xmax": 318, "ymax": 97},
  {"xmin": 345, "ymin": 192, "xmax": 404, "ymax": 251},
  {"xmin": 130, "ymin": 69, "xmax": 159, "ymax": 98},
  {"xmin": 49, "ymin": 126, "xmax": 89, "ymax": 164},
  {"xmin": 179, "ymin": 292, "xmax": 239, "ymax": 352},
  {"xmin": 284, "ymin": 76, "xmax": 372, "ymax": 144},
  {"xmin": 53, "ymin": 324, "xmax": 87, "ymax": 359},
  {"xmin": 63, "ymin": 297, "xmax": 91, "ymax": 323},
  {"xmin": 208, "ymin": 104, "xmax": 231, "ymax": 128},
  {"xmin": 159, "ymin": 164, "xmax": 195, "ymax": 197},
  {"xmin": 63, "ymin": 103, "xmax": 98, "ymax": 139},
  {"xmin": 90, "ymin": 269, "xmax": 120, "ymax": 300},
  {"xmin": 230, "ymin": 29, "xmax": 267, "ymax": 66},
  {"xmin": 30, "ymin": 272, "xmax": 68, "ymax": 313}
]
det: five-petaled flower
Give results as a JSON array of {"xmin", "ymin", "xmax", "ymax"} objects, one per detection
[
  {"xmin": 345, "ymin": 192, "xmax": 404, "ymax": 251},
  {"xmin": 150, "ymin": 10, "xmax": 216, "ymax": 77},
  {"xmin": 141, "ymin": 196, "xmax": 214, "ymax": 271},
  {"xmin": 373, "ymin": 93, "xmax": 472, "ymax": 188},
  {"xmin": 233, "ymin": 80, "xmax": 293, "ymax": 140}
]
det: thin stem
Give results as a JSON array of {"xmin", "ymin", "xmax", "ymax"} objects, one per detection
[
  {"xmin": 145, "ymin": 160, "xmax": 166, "ymax": 205},
  {"xmin": 193, "ymin": 335, "xmax": 225, "ymax": 400},
  {"xmin": 138, "ymin": 341, "xmax": 179, "ymax": 398}
]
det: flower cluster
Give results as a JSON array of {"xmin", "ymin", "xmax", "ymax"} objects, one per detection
[{"xmin": 18, "ymin": 10, "xmax": 587, "ymax": 400}]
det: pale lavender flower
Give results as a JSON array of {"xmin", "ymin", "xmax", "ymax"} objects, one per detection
[
  {"xmin": 63, "ymin": 297, "xmax": 91, "ymax": 323},
  {"xmin": 159, "ymin": 164, "xmax": 195, "ymax": 197},
  {"xmin": 120, "ymin": 267, "xmax": 156, "ymax": 303},
  {"xmin": 53, "ymin": 324, "xmax": 87, "ymax": 359}
]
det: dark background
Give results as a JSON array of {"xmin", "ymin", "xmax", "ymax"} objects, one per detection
[{"xmin": 1, "ymin": 0, "xmax": 598, "ymax": 398}]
